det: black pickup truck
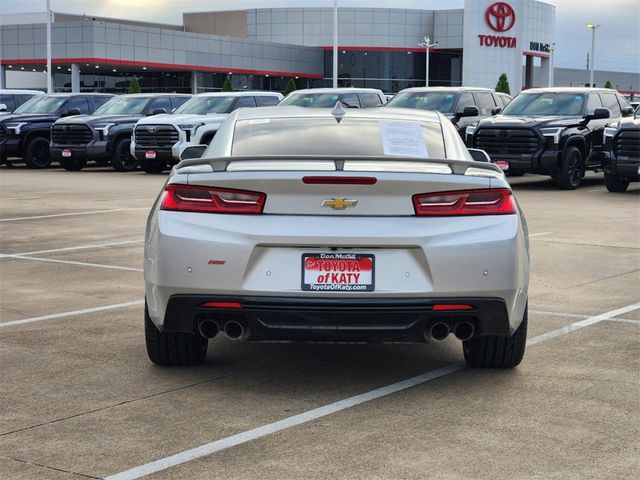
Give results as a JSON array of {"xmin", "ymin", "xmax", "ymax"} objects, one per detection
[
  {"xmin": 51, "ymin": 93, "xmax": 190, "ymax": 171},
  {"xmin": 468, "ymin": 88, "xmax": 634, "ymax": 189},
  {"xmin": 0, "ymin": 93, "xmax": 113, "ymax": 168},
  {"xmin": 601, "ymin": 107, "xmax": 640, "ymax": 192}
]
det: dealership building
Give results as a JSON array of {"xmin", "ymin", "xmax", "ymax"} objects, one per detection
[{"xmin": 0, "ymin": 0, "xmax": 637, "ymax": 95}]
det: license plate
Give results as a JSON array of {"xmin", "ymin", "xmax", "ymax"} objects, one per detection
[
  {"xmin": 61, "ymin": 149, "xmax": 72, "ymax": 157},
  {"xmin": 494, "ymin": 160, "xmax": 509, "ymax": 171},
  {"xmin": 145, "ymin": 151, "xmax": 157, "ymax": 159},
  {"xmin": 302, "ymin": 253, "xmax": 375, "ymax": 292}
]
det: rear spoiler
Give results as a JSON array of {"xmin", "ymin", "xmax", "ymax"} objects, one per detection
[{"xmin": 175, "ymin": 155, "xmax": 504, "ymax": 177}]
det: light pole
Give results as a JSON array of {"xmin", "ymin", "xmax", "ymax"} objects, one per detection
[
  {"xmin": 418, "ymin": 36, "xmax": 438, "ymax": 87},
  {"xmin": 46, "ymin": 0, "xmax": 52, "ymax": 93},
  {"xmin": 332, "ymin": 0, "xmax": 338, "ymax": 88},
  {"xmin": 586, "ymin": 23, "xmax": 600, "ymax": 88},
  {"xmin": 548, "ymin": 43, "xmax": 556, "ymax": 87}
]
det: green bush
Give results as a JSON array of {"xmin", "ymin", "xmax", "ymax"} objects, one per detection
[
  {"xmin": 128, "ymin": 76, "xmax": 141, "ymax": 94},
  {"xmin": 283, "ymin": 78, "xmax": 297, "ymax": 96},
  {"xmin": 495, "ymin": 73, "xmax": 511, "ymax": 95},
  {"xmin": 603, "ymin": 80, "xmax": 613, "ymax": 89},
  {"xmin": 222, "ymin": 76, "xmax": 233, "ymax": 92}
]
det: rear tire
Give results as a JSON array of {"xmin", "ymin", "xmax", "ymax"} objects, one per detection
[
  {"xmin": 145, "ymin": 302, "xmax": 208, "ymax": 366},
  {"xmin": 25, "ymin": 137, "xmax": 52, "ymax": 169},
  {"xmin": 60, "ymin": 156, "xmax": 87, "ymax": 171},
  {"xmin": 463, "ymin": 305, "xmax": 527, "ymax": 368},
  {"xmin": 555, "ymin": 146, "xmax": 584, "ymax": 190},
  {"xmin": 604, "ymin": 172, "xmax": 630, "ymax": 192},
  {"xmin": 141, "ymin": 157, "xmax": 166, "ymax": 174},
  {"xmin": 111, "ymin": 138, "xmax": 138, "ymax": 172}
]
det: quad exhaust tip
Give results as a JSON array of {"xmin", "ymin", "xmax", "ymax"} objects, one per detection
[
  {"xmin": 197, "ymin": 319, "xmax": 219, "ymax": 339},
  {"xmin": 453, "ymin": 321, "xmax": 475, "ymax": 341},
  {"xmin": 429, "ymin": 322, "xmax": 450, "ymax": 342}
]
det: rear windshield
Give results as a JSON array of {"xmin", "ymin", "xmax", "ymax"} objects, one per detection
[
  {"xmin": 385, "ymin": 92, "xmax": 457, "ymax": 113},
  {"xmin": 13, "ymin": 96, "xmax": 66, "ymax": 114},
  {"xmin": 279, "ymin": 93, "xmax": 344, "ymax": 108},
  {"xmin": 174, "ymin": 96, "xmax": 235, "ymax": 114},
  {"xmin": 94, "ymin": 96, "xmax": 152, "ymax": 115},
  {"xmin": 232, "ymin": 117, "xmax": 445, "ymax": 158},
  {"xmin": 501, "ymin": 93, "xmax": 586, "ymax": 116}
]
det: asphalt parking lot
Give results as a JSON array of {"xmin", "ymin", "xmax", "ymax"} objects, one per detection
[{"xmin": 0, "ymin": 165, "xmax": 638, "ymax": 480}]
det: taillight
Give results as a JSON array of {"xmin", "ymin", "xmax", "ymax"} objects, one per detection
[
  {"xmin": 413, "ymin": 188, "xmax": 516, "ymax": 216},
  {"xmin": 161, "ymin": 184, "xmax": 266, "ymax": 214}
]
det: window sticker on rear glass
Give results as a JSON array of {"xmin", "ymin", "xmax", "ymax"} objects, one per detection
[{"xmin": 379, "ymin": 120, "xmax": 428, "ymax": 158}]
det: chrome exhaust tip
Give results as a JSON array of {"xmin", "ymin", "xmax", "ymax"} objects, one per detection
[
  {"xmin": 197, "ymin": 319, "xmax": 219, "ymax": 339},
  {"xmin": 453, "ymin": 321, "xmax": 475, "ymax": 341},
  {"xmin": 429, "ymin": 322, "xmax": 450, "ymax": 342},
  {"xmin": 223, "ymin": 320, "xmax": 246, "ymax": 341}
]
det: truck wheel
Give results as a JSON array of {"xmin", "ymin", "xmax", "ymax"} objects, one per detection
[
  {"xmin": 60, "ymin": 156, "xmax": 87, "ymax": 171},
  {"xmin": 145, "ymin": 302, "xmax": 208, "ymax": 366},
  {"xmin": 141, "ymin": 157, "xmax": 166, "ymax": 174},
  {"xmin": 463, "ymin": 305, "xmax": 527, "ymax": 368},
  {"xmin": 25, "ymin": 137, "xmax": 53, "ymax": 169},
  {"xmin": 555, "ymin": 146, "xmax": 584, "ymax": 190},
  {"xmin": 603, "ymin": 172, "xmax": 630, "ymax": 193},
  {"xmin": 111, "ymin": 138, "xmax": 138, "ymax": 172}
]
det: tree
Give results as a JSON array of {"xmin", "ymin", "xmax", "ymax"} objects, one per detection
[
  {"xmin": 495, "ymin": 73, "xmax": 511, "ymax": 95},
  {"xmin": 222, "ymin": 76, "xmax": 233, "ymax": 92},
  {"xmin": 283, "ymin": 78, "xmax": 297, "ymax": 96},
  {"xmin": 128, "ymin": 76, "xmax": 141, "ymax": 94},
  {"xmin": 603, "ymin": 80, "xmax": 613, "ymax": 89}
]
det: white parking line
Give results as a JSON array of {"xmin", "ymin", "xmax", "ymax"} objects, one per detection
[
  {"xmin": 104, "ymin": 302, "xmax": 640, "ymax": 480},
  {"xmin": 0, "ymin": 300, "xmax": 144, "ymax": 328},
  {"xmin": 0, "ymin": 207, "xmax": 149, "ymax": 222},
  {"xmin": 5, "ymin": 239, "xmax": 144, "ymax": 257},
  {"xmin": 606, "ymin": 318, "xmax": 640, "ymax": 325},
  {"xmin": 530, "ymin": 309, "xmax": 586, "ymax": 319},
  {"xmin": 529, "ymin": 231, "xmax": 553, "ymax": 238},
  {"xmin": 0, "ymin": 254, "xmax": 143, "ymax": 272}
]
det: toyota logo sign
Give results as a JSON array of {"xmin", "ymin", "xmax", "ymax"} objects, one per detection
[{"xmin": 485, "ymin": 2, "xmax": 516, "ymax": 32}]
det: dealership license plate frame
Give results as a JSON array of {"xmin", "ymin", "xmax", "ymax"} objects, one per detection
[
  {"xmin": 61, "ymin": 149, "xmax": 72, "ymax": 157},
  {"xmin": 301, "ymin": 253, "xmax": 375, "ymax": 292}
]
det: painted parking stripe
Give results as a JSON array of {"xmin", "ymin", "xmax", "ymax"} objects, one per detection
[
  {"xmin": 0, "ymin": 300, "xmax": 144, "ymax": 328},
  {"xmin": 0, "ymin": 207, "xmax": 148, "ymax": 222},
  {"xmin": 0, "ymin": 254, "xmax": 143, "ymax": 272},
  {"xmin": 5, "ymin": 239, "xmax": 144, "ymax": 257},
  {"xmin": 529, "ymin": 231, "xmax": 553, "ymax": 238},
  {"xmin": 104, "ymin": 302, "xmax": 640, "ymax": 480}
]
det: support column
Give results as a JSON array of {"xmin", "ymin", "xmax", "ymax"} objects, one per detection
[
  {"xmin": 71, "ymin": 63, "xmax": 80, "ymax": 92},
  {"xmin": 539, "ymin": 57, "xmax": 550, "ymax": 88},
  {"xmin": 0, "ymin": 64, "xmax": 6, "ymax": 89},
  {"xmin": 524, "ymin": 56, "xmax": 533, "ymax": 90},
  {"xmin": 191, "ymin": 71, "xmax": 199, "ymax": 94}
]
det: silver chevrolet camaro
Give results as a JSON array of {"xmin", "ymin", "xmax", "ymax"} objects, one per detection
[{"xmin": 144, "ymin": 105, "xmax": 530, "ymax": 368}]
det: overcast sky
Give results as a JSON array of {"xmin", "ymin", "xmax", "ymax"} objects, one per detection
[{"xmin": 1, "ymin": 0, "xmax": 638, "ymax": 72}]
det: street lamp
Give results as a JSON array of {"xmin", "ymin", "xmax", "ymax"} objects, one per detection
[
  {"xmin": 332, "ymin": 0, "xmax": 338, "ymax": 88},
  {"xmin": 586, "ymin": 23, "xmax": 601, "ymax": 88},
  {"xmin": 548, "ymin": 43, "xmax": 556, "ymax": 87},
  {"xmin": 418, "ymin": 36, "xmax": 438, "ymax": 87},
  {"xmin": 46, "ymin": 0, "xmax": 52, "ymax": 93}
]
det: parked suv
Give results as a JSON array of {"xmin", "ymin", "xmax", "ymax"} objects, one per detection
[
  {"xmin": 468, "ymin": 88, "xmax": 634, "ymax": 189},
  {"xmin": 131, "ymin": 91, "xmax": 283, "ymax": 173},
  {"xmin": 278, "ymin": 88, "xmax": 386, "ymax": 108},
  {"xmin": 0, "ymin": 89, "xmax": 44, "ymax": 115},
  {"xmin": 51, "ymin": 93, "xmax": 190, "ymax": 171},
  {"xmin": 0, "ymin": 93, "xmax": 113, "ymax": 168},
  {"xmin": 385, "ymin": 87, "xmax": 510, "ymax": 138},
  {"xmin": 601, "ymin": 106, "xmax": 640, "ymax": 192}
]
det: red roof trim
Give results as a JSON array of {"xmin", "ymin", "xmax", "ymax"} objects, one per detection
[
  {"xmin": 522, "ymin": 51, "xmax": 550, "ymax": 59},
  {"xmin": 319, "ymin": 45, "xmax": 462, "ymax": 53},
  {"xmin": 0, "ymin": 57, "xmax": 324, "ymax": 79}
]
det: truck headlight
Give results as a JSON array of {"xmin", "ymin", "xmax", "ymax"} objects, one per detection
[
  {"xmin": 178, "ymin": 122, "xmax": 204, "ymax": 132},
  {"xmin": 603, "ymin": 126, "xmax": 618, "ymax": 139},
  {"xmin": 5, "ymin": 122, "xmax": 28, "ymax": 135},
  {"xmin": 538, "ymin": 127, "xmax": 564, "ymax": 144},
  {"xmin": 465, "ymin": 123, "xmax": 478, "ymax": 142},
  {"xmin": 93, "ymin": 123, "xmax": 115, "ymax": 138}
]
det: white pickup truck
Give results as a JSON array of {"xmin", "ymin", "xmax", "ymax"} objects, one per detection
[{"xmin": 131, "ymin": 91, "xmax": 283, "ymax": 173}]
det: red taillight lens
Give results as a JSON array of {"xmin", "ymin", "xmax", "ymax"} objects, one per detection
[
  {"xmin": 161, "ymin": 184, "xmax": 266, "ymax": 214},
  {"xmin": 413, "ymin": 188, "xmax": 516, "ymax": 216},
  {"xmin": 432, "ymin": 304, "xmax": 474, "ymax": 311},
  {"xmin": 200, "ymin": 301, "xmax": 243, "ymax": 309}
]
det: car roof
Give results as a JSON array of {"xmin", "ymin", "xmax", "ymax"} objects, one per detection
[
  {"xmin": 287, "ymin": 88, "xmax": 383, "ymax": 95},
  {"xmin": 38, "ymin": 93, "xmax": 114, "ymax": 97},
  {"xmin": 234, "ymin": 105, "xmax": 441, "ymax": 123},
  {"xmin": 114, "ymin": 93, "xmax": 190, "ymax": 97},
  {"xmin": 193, "ymin": 91, "xmax": 282, "ymax": 97},
  {"xmin": 0, "ymin": 89, "xmax": 44, "ymax": 95},
  {"xmin": 521, "ymin": 87, "xmax": 618, "ymax": 94},
  {"xmin": 397, "ymin": 86, "xmax": 495, "ymax": 94}
]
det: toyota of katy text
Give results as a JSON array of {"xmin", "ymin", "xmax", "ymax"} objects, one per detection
[
  {"xmin": 0, "ymin": 93, "xmax": 113, "ymax": 168},
  {"xmin": 468, "ymin": 88, "xmax": 634, "ymax": 189},
  {"xmin": 278, "ymin": 88, "xmax": 386, "ymax": 108},
  {"xmin": 143, "ymin": 105, "xmax": 530, "ymax": 369},
  {"xmin": 601, "ymin": 106, "xmax": 640, "ymax": 192},
  {"xmin": 131, "ymin": 91, "xmax": 283, "ymax": 173},
  {"xmin": 385, "ymin": 87, "xmax": 511, "ymax": 138},
  {"xmin": 51, "ymin": 93, "xmax": 191, "ymax": 172}
]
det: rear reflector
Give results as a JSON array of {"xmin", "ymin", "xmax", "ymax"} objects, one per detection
[
  {"xmin": 413, "ymin": 188, "xmax": 516, "ymax": 216},
  {"xmin": 302, "ymin": 176, "xmax": 377, "ymax": 185},
  {"xmin": 200, "ymin": 301, "xmax": 243, "ymax": 309},
  {"xmin": 161, "ymin": 184, "xmax": 265, "ymax": 214},
  {"xmin": 432, "ymin": 304, "xmax": 474, "ymax": 311}
]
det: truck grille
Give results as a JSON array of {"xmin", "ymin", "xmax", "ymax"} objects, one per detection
[
  {"xmin": 51, "ymin": 124, "xmax": 93, "ymax": 145},
  {"xmin": 474, "ymin": 128, "xmax": 541, "ymax": 155},
  {"xmin": 614, "ymin": 130, "xmax": 640, "ymax": 158},
  {"xmin": 135, "ymin": 125, "xmax": 178, "ymax": 150}
]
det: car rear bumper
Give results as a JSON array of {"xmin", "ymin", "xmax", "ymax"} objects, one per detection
[{"xmin": 161, "ymin": 294, "xmax": 512, "ymax": 342}]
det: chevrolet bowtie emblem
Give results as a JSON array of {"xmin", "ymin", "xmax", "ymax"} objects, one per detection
[{"xmin": 322, "ymin": 197, "xmax": 358, "ymax": 210}]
